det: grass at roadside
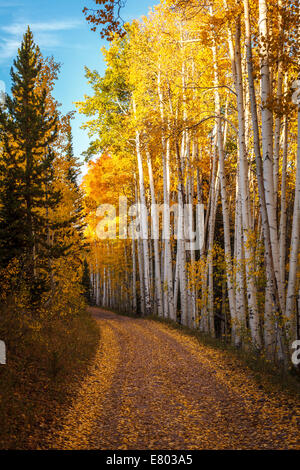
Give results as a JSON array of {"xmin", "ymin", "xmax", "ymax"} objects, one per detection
[{"xmin": 0, "ymin": 308, "xmax": 100, "ymax": 449}]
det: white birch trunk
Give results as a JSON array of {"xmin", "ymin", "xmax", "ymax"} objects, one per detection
[
  {"xmin": 234, "ymin": 16, "xmax": 261, "ymax": 348},
  {"xmin": 212, "ymin": 36, "xmax": 237, "ymax": 334},
  {"xmin": 285, "ymin": 104, "xmax": 300, "ymax": 340},
  {"xmin": 131, "ymin": 237, "xmax": 137, "ymax": 314},
  {"xmin": 259, "ymin": 0, "xmax": 285, "ymax": 317},
  {"xmin": 146, "ymin": 148, "xmax": 163, "ymax": 317},
  {"xmin": 133, "ymin": 99, "xmax": 151, "ymax": 316}
]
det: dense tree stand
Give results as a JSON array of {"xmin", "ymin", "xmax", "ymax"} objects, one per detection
[{"xmin": 0, "ymin": 0, "xmax": 299, "ymax": 451}]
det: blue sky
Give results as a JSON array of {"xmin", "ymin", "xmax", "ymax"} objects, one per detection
[{"xmin": 0, "ymin": 0, "xmax": 157, "ymax": 175}]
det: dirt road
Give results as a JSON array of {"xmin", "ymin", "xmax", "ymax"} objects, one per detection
[{"xmin": 49, "ymin": 308, "xmax": 299, "ymax": 449}]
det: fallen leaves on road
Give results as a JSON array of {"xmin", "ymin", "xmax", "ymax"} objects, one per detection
[{"xmin": 47, "ymin": 309, "xmax": 300, "ymax": 450}]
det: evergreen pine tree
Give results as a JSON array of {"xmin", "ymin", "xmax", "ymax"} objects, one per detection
[
  {"xmin": 0, "ymin": 27, "xmax": 58, "ymax": 288},
  {"xmin": 66, "ymin": 126, "xmax": 80, "ymax": 187},
  {"xmin": 64, "ymin": 121, "xmax": 88, "ymax": 248}
]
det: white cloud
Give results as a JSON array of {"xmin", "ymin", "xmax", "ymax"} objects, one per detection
[
  {"xmin": 0, "ymin": 19, "xmax": 82, "ymax": 62},
  {"xmin": 2, "ymin": 19, "xmax": 82, "ymax": 35},
  {"xmin": 0, "ymin": 37, "xmax": 20, "ymax": 60}
]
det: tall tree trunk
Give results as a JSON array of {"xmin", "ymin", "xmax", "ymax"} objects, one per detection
[
  {"xmin": 244, "ymin": 0, "xmax": 286, "ymax": 360},
  {"xmin": 259, "ymin": 0, "xmax": 285, "ymax": 316},
  {"xmin": 285, "ymin": 101, "xmax": 300, "ymax": 340},
  {"xmin": 212, "ymin": 36, "xmax": 237, "ymax": 334},
  {"xmin": 157, "ymin": 72, "xmax": 175, "ymax": 320},
  {"xmin": 131, "ymin": 237, "xmax": 137, "ymax": 314},
  {"xmin": 133, "ymin": 99, "xmax": 151, "ymax": 316},
  {"xmin": 234, "ymin": 15, "xmax": 261, "ymax": 348},
  {"xmin": 146, "ymin": 148, "xmax": 164, "ymax": 317},
  {"xmin": 279, "ymin": 114, "xmax": 288, "ymax": 286}
]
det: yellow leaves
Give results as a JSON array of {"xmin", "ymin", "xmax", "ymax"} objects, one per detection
[
  {"xmin": 45, "ymin": 313, "xmax": 300, "ymax": 449},
  {"xmin": 47, "ymin": 321, "xmax": 118, "ymax": 449},
  {"xmin": 81, "ymin": 151, "xmax": 135, "ymax": 246},
  {"xmin": 83, "ymin": 153, "xmax": 133, "ymax": 208},
  {"xmin": 0, "ymin": 308, "xmax": 100, "ymax": 449}
]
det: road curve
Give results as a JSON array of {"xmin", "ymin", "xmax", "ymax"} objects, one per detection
[{"xmin": 48, "ymin": 308, "xmax": 299, "ymax": 450}]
